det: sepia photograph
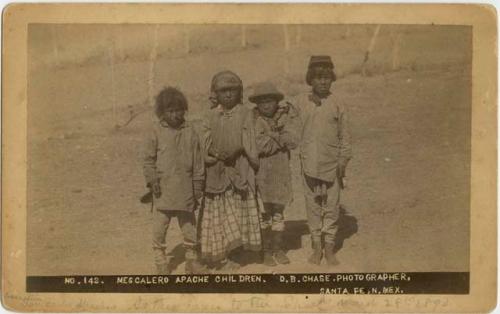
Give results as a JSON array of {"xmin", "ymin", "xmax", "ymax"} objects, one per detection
[
  {"xmin": 2, "ymin": 3, "xmax": 496, "ymax": 313},
  {"xmin": 27, "ymin": 23, "xmax": 471, "ymax": 276}
]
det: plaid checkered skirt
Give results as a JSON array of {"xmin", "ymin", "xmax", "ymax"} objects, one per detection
[{"xmin": 201, "ymin": 187, "xmax": 262, "ymax": 262}]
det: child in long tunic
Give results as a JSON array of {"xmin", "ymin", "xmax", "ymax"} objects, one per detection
[
  {"xmin": 200, "ymin": 71, "xmax": 261, "ymax": 270},
  {"xmin": 249, "ymin": 82, "xmax": 299, "ymax": 266},
  {"xmin": 294, "ymin": 56, "xmax": 352, "ymax": 266},
  {"xmin": 143, "ymin": 87, "xmax": 207, "ymax": 274}
]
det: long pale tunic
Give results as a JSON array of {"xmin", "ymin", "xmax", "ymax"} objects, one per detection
[
  {"xmin": 294, "ymin": 92, "xmax": 352, "ymax": 183},
  {"xmin": 143, "ymin": 120, "xmax": 204, "ymax": 211}
]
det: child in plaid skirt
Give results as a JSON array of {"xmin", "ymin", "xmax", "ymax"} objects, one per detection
[{"xmin": 200, "ymin": 71, "xmax": 262, "ymax": 270}]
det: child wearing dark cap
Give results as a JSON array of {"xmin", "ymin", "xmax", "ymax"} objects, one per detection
[
  {"xmin": 294, "ymin": 56, "xmax": 352, "ymax": 266},
  {"xmin": 249, "ymin": 82, "xmax": 299, "ymax": 266},
  {"xmin": 143, "ymin": 87, "xmax": 207, "ymax": 274}
]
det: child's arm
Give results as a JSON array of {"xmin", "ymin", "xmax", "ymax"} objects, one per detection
[
  {"xmin": 200, "ymin": 114, "xmax": 219, "ymax": 165},
  {"xmin": 242, "ymin": 111, "xmax": 259, "ymax": 170},
  {"xmin": 143, "ymin": 127, "xmax": 160, "ymax": 196},
  {"xmin": 192, "ymin": 132, "xmax": 205, "ymax": 201},
  {"xmin": 276, "ymin": 102, "xmax": 300, "ymax": 150},
  {"xmin": 256, "ymin": 119, "xmax": 283, "ymax": 156},
  {"xmin": 338, "ymin": 104, "xmax": 353, "ymax": 175}
]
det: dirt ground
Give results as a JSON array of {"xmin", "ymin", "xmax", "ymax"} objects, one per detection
[{"xmin": 27, "ymin": 25, "xmax": 471, "ymax": 275}]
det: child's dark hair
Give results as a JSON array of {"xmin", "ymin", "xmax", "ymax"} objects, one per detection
[{"xmin": 154, "ymin": 87, "xmax": 188, "ymax": 118}]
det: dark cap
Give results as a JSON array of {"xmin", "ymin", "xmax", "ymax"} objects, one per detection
[
  {"xmin": 306, "ymin": 55, "xmax": 336, "ymax": 85},
  {"xmin": 308, "ymin": 55, "xmax": 334, "ymax": 69}
]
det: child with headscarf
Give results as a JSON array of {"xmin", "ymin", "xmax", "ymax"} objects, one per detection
[
  {"xmin": 294, "ymin": 56, "xmax": 352, "ymax": 266},
  {"xmin": 200, "ymin": 70, "xmax": 261, "ymax": 270}
]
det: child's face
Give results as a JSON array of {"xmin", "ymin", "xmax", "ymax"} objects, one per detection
[
  {"xmin": 311, "ymin": 67, "xmax": 333, "ymax": 96},
  {"xmin": 162, "ymin": 104, "xmax": 185, "ymax": 128},
  {"xmin": 216, "ymin": 87, "xmax": 240, "ymax": 109},
  {"xmin": 257, "ymin": 97, "xmax": 279, "ymax": 118}
]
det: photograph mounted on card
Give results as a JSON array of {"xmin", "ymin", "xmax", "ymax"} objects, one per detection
[{"xmin": 2, "ymin": 3, "xmax": 497, "ymax": 313}]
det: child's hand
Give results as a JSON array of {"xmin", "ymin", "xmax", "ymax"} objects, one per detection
[
  {"xmin": 337, "ymin": 164, "xmax": 346, "ymax": 178},
  {"xmin": 337, "ymin": 158, "xmax": 349, "ymax": 179},
  {"xmin": 208, "ymin": 147, "xmax": 229, "ymax": 161},
  {"xmin": 270, "ymin": 124, "xmax": 284, "ymax": 132},
  {"xmin": 267, "ymin": 130, "xmax": 280, "ymax": 141},
  {"xmin": 150, "ymin": 180, "xmax": 161, "ymax": 198},
  {"xmin": 193, "ymin": 180, "xmax": 204, "ymax": 201},
  {"xmin": 217, "ymin": 151, "xmax": 231, "ymax": 161}
]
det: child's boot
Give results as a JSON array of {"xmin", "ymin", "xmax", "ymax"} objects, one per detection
[
  {"xmin": 272, "ymin": 231, "xmax": 290, "ymax": 264},
  {"xmin": 324, "ymin": 242, "xmax": 339, "ymax": 266},
  {"xmin": 263, "ymin": 251, "xmax": 277, "ymax": 267},
  {"xmin": 262, "ymin": 228, "xmax": 277, "ymax": 266},
  {"xmin": 308, "ymin": 240, "xmax": 323, "ymax": 265},
  {"xmin": 218, "ymin": 258, "xmax": 240, "ymax": 271},
  {"xmin": 185, "ymin": 248, "xmax": 209, "ymax": 274},
  {"xmin": 185, "ymin": 259, "xmax": 209, "ymax": 274}
]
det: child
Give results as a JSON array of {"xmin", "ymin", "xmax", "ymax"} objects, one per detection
[
  {"xmin": 294, "ymin": 56, "xmax": 352, "ymax": 266},
  {"xmin": 143, "ymin": 87, "xmax": 207, "ymax": 274},
  {"xmin": 200, "ymin": 70, "xmax": 261, "ymax": 270},
  {"xmin": 249, "ymin": 82, "xmax": 299, "ymax": 266}
]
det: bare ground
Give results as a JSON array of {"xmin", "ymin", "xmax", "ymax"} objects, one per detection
[
  {"xmin": 27, "ymin": 25, "xmax": 471, "ymax": 275},
  {"xmin": 27, "ymin": 63, "xmax": 470, "ymax": 275}
]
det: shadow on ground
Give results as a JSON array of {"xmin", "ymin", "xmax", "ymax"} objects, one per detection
[
  {"xmin": 283, "ymin": 220, "xmax": 309, "ymax": 251},
  {"xmin": 165, "ymin": 205, "xmax": 358, "ymax": 271},
  {"xmin": 333, "ymin": 206, "xmax": 359, "ymax": 253},
  {"xmin": 166, "ymin": 244, "xmax": 185, "ymax": 272}
]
